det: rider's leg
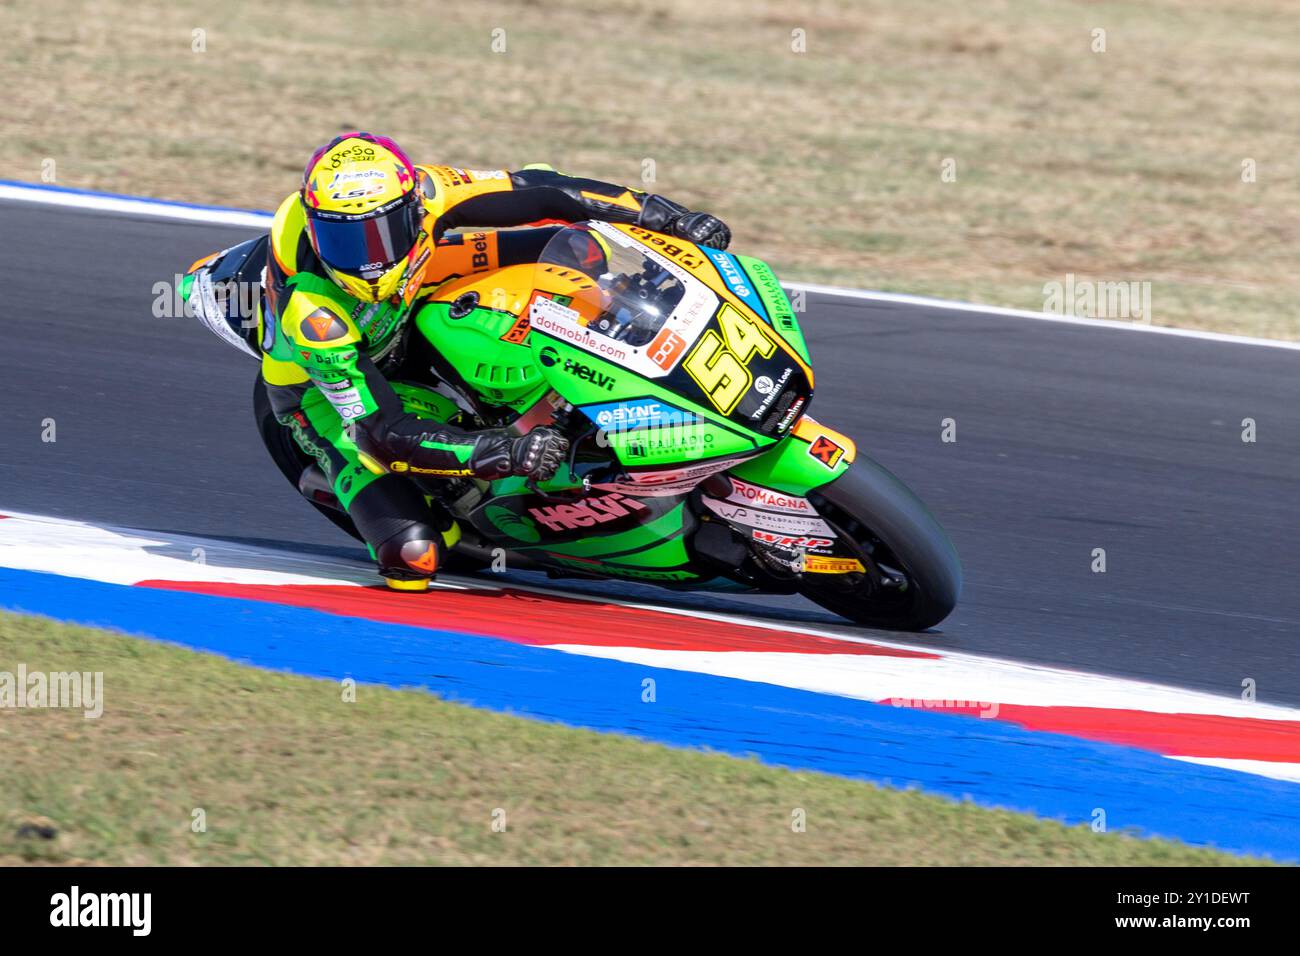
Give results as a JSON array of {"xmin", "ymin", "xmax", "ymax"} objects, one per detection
[
  {"xmin": 347, "ymin": 476, "xmax": 449, "ymax": 590},
  {"xmin": 282, "ymin": 383, "xmax": 460, "ymax": 590}
]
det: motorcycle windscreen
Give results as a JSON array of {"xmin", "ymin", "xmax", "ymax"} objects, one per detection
[{"xmin": 533, "ymin": 224, "xmax": 683, "ymax": 347}]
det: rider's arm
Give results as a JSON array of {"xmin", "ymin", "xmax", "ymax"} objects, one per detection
[
  {"xmin": 418, "ymin": 164, "xmax": 731, "ymax": 247},
  {"xmin": 276, "ymin": 296, "xmax": 560, "ymax": 480}
]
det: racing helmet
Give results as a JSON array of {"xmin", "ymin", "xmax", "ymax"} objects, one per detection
[{"xmin": 301, "ymin": 132, "xmax": 428, "ymax": 302}]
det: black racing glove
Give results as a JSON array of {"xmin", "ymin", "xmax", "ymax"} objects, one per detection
[
  {"xmin": 637, "ymin": 194, "xmax": 732, "ymax": 250},
  {"xmin": 671, "ymin": 211, "xmax": 731, "ymax": 250},
  {"xmin": 469, "ymin": 427, "xmax": 569, "ymax": 481}
]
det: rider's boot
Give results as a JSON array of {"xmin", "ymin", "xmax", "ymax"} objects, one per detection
[{"xmin": 348, "ymin": 476, "xmax": 451, "ymax": 592}]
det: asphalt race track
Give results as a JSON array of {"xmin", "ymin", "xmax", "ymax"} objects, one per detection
[{"xmin": 4, "ymin": 199, "xmax": 1299, "ymax": 704}]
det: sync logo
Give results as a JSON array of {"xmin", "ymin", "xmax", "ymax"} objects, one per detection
[{"xmin": 705, "ymin": 248, "xmax": 755, "ymax": 301}]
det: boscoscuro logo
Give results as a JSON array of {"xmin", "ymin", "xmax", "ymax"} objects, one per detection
[
  {"xmin": 0, "ymin": 666, "xmax": 103, "ymax": 718},
  {"xmin": 50, "ymin": 886, "xmax": 151, "ymax": 936}
]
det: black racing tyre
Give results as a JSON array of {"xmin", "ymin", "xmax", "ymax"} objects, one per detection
[
  {"xmin": 801, "ymin": 456, "xmax": 961, "ymax": 631},
  {"xmin": 252, "ymin": 374, "xmax": 365, "ymax": 542}
]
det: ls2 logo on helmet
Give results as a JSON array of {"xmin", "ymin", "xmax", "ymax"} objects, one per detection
[{"xmin": 328, "ymin": 169, "xmax": 387, "ymax": 201}]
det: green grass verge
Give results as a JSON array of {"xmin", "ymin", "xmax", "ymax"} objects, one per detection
[{"xmin": 0, "ymin": 611, "xmax": 1263, "ymax": 865}]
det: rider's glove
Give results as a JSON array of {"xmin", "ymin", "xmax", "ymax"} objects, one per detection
[
  {"xmin": 637, "ymin": 194, "xmax": 732, "ymax": 250},
  {"xmin": 670, "ymin": 211, "xmax": 732, "ymax": 250},
  {"xmin": 469, "ymin": 427, "xmax": 569, "ymax": 481}
]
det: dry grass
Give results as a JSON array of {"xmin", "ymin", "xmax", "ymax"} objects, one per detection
[
  {"xmin": 0, "ymin": 612, "xmax": 1263, "ymax": 865},
  {"xmin": 4, "ymin": 0, "xmax": 1299, "ymax": 335}
]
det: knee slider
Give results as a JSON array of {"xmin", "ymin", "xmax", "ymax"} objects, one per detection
[{"xmin": 375, "ymin": 524, "xmax": 442, "ymax": 580}]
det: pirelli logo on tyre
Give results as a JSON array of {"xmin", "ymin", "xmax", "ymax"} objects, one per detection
[{"xmin": 803, "ymin": 555, "xmax": 865, "ymax": 574}]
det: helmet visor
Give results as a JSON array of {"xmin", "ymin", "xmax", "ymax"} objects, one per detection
[{"xmin": 308, "ymin": 194, "xmax": 422, "ymax": 278}]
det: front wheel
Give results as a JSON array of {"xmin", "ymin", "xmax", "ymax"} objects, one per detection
[{"xmin": 800, "ymin": 457, "xmax": 961, "ymax": 630}]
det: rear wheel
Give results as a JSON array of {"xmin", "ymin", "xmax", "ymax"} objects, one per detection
[{"xmin": 800, "ymin": 457, "xmax": 961, "ymax": 630}]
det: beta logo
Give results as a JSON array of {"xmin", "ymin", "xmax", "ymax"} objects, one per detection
[
  {"xmin": 528, "ymin": 493, "xmax": 649, "ymax": 532},
  {"xmin": 499, "ymin": 314, "xmax": 531, "ymax": 345}
]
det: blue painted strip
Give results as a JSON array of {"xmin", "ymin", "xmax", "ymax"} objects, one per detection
[{"xmin": 3, "ymin": 565, "xmax": 1299, "ymax": 861}]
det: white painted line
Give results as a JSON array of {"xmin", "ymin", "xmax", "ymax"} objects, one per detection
[
  {"xmin": 3, "ymin": 179, "xmax": 1297, "ymax": 351},
  {"xmin": 784, "ymin": 281, "xmax": 1300, "ymax": 352},
  {"xmin": 0, "ymin": 181, "xmax": 271, "ymax": 229},
  {"xmin": 1173, "ymin": 756, "xmax": 1300, "ymax": 785},
  {"xmin": 0, "ymin": 511, "xmax": 355, "ymax": 586}
]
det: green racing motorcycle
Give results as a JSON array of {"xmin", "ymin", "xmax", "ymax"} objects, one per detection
[{"xmin": 185, "ymin": 220, "xmax": 961, "ymax": 630}]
